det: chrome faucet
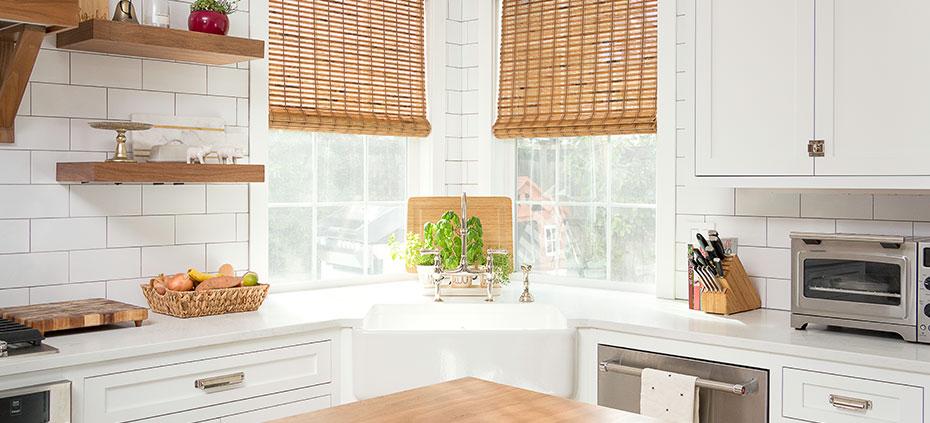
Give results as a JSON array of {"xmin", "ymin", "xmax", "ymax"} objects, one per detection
[
  {"xmin": 519, "ymin": 264, "xmax": 534, "ymax": 303},
  {"xmin": 420, "ymin": 193, "xmax": 510, "ymax": 302}
]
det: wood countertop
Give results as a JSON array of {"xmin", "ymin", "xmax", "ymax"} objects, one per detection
[{"xmin": 271, "ymin": 377, "xmax": 656, "ymax": 423}]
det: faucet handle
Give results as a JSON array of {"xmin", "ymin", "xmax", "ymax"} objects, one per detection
[
  {"xmin": 420, "ymin": 249, "xmax": 442, "ymax": 267},
  {"xmin": 521, "ymin": 264, "xmax": 533, "ymax": 274}
]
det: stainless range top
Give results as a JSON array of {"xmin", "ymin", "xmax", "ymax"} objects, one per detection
[{"xmin": 0, "ymin": 318, "xmax": 58, "ymax": 358}]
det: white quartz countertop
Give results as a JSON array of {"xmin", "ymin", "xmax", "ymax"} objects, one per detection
[{"xmin": 3, "ymin": 281, "xmax": 930, "ymax": 377}]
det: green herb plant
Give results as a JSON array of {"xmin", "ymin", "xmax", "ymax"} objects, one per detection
[
  {"xmin": 387, "ymin": 232, "xmax": 435, "ymax": 270},
  {"xmin": 424, "ymin": 211, "xmax": 487, "ymax": 270},
  {"xmin": 191, "ymin": 0, "xmax": 240, "ymax": 14}
]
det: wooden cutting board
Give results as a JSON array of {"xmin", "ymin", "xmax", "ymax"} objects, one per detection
[
  {"xmin": 407, "ymin": 196, "xmax": 513, "ymax": 272},
  {"xmin": 0, "ymin": 298, "xmax": 148, "ymax": 335}
]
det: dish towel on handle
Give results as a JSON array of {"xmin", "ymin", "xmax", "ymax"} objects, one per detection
[{"xmin": 640, "ymin": 368, "xmax": 699, "ymax": 423}]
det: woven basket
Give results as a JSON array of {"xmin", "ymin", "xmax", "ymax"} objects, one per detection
[{"xmin": 141, "ymin": 283, "xmax": 270, "ymax": 318}]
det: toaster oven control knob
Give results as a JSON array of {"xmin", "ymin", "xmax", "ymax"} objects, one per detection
[
  {"xmin": 925, "ymin": 277, "xmax": 930, "ymax": 290},
  {"xmin": 925, "ymin": 303, "xmax": 930, "ymax": 318}
]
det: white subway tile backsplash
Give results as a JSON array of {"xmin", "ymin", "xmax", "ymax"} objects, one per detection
[
  {"xmin": 176, "ymin": 214, "xmax": 237, "ymax": 244},
  {"xmin": 70, "ymin": 118, "xmax": 119, "ymax": 151},
  {"xmin": 70, "ymin": 185, "xmax": 142, "ymax": 217},
  {"xmin": 914, "ymin": 223, "xmax": 930, "ymax": 237},
  {"xmin": 446, "ymin": 138, "xmax": 462, "ymax": 161},
  {"xmin": 444, "ymin": 162, "xmax": 464, "ymax": 184},
  {"xmin": 71, "ymin": 53, "xmax": 142, "ymax": 89},
  {"xmin": 800, "ymin": 193, "xmax": 872, "ymax": 220},
  {"xmin": 464, "ymin": 20, "xmax": 479, "ymax": 44},
  {"xmin": 0, "ymin": 252, "xmax": 69, "ymax": 288},
  {"xmin": 461, "ymin": 0, "xmax": 478, "ymax": 20},
  {"xmin": 448, "ymin": 0, "xmax": 462, "ymax": 20},
  {"xmin": 108, "ymin": 89, "xmax": 175, "ymax": 120},
  {"xmin": 168, "ymin": 0, "xmax": 189, "ymax": 30},
  {"xmin": 735, "ymin": 190, "xmax": 799, "ymax": 217},
  {"xmin": 236, "ymin": 214, "xmax": 249, "ymax": 241},
  {"xmin": 142, "ymin": 185, "xmax": 206, "ymax": 214},
  {"xmin": 873, "ymin": 194, "xmax": 930, "ymax": 222},
  {"xmin": 749, "ymin": 277, "xmax": 767, "ymax": 308},
  {"xmin": 31, "ymin": 217, "xmax": 106, "ymax": 252},
  {"xmin": 676, "ymin": 186, "xmax": 734, "ymax": 215},
  {"xmin": 675, "ymin": 214, "xmax": 706, "ymax": 243},
  {"xmin": 106, "ymin": 278, "xmax": 149, "ymax": 307},
  {"xmin": 10, "ymin": 116, "xmax": 70, "ymax": 150},
  {"xmin": 31, "ymin": 151, "xmax": 107, "ymax": 183},
  {"xmin": 446, "ymin": 20, "xmax": 463, "ymax": 44},
  {"xmin": 70, "ymin": 248, "xmax": 141, "ymax": 282},
  {"xmin": 30, "ymin": 282, "xmax": 106, "ymax": 304},
  {"xmin": 739, "ymin": 246, "xmax": 790, "ymax": 280},
  {"xmin": 835, "ymin": 219, "xmax": 913, "ymax": 236},
  {"xmin": 704, "ymin": 215, "xmax": 766, "ymax": 247},
  {"xmin": 142, "ymin": 244, "xmax": 205, "ymax": 276},
  {"xmin": 674, "ymin": 270, "xmax": 689, "ymax": 300},
  {"xmin": 237, "ymin": 98, "xmax": 249, "ymax": 126},
  {"xmin": 0, "ymin": 185, "xmax": 69, "ymax": 218},
  {"xmin": 30, "ymin": 50, "xmax": 70, "ymax": 84},
  {"xmin": 176, "ymin": 94, "xmax": 237, "ymax": 124},
  {"xmin": 207, "ymin": 67, "xmax": 248, "ymax": 97},
  {"xmin": 108, "ymin": 216, "xmax": 175, "ymax": 247},
  {"xmin": 0, "ymin": 288, "xmax": 29, "ymax": 307},
  {"xmin": 766, "ymin": 218, "xmax": 834, "ymax": 248},
  {"xmin": 0, "ymin": 151, "xmax": 31, "ymax": 183},
  {"xmin": 228, "ymin": 12, "xmax": 249, "ymax": 38},
  {"xmin": 143, "ymin": 60, "xmax": 207, "ymax": 94},
  {"xmin": 0, "ymin": 220, "xmax": 29, "ymax": 254},
  {"xmin": 675, "ymin": 242, "xmax": 688, "ymax": 271},
  {"xmin": 207, "ymin": 185, "xmax": 248, "ymax": 213},
  {"xmin": 32, "ymin": 83, "xmax": 107, "ymax": 118},
  {"xmin": 206, "ymin": 242, "xmax": 249, "ymax": 271},
  {"xmin": 765, "ymin": 278, "xmax": 791, "ymax": 311}
]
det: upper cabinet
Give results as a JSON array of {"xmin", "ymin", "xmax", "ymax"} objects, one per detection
[
  {"xmin": 694, "ymin": 0, "xmax": 813, "ymax": 177},
  {"xmin": 684, "ymin": 0, "xmax": 930, "ymax": 188}
]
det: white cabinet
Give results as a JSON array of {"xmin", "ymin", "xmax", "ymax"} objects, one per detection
[
  {"xmin": 83, "ymin": 340, "xmax": 332, "ymax": 423},
  {"xmin": 782, "ymin": 367, "xmax": 924, "ymax": 423},
  {"xmin": 686, "ymin": 0, "xmax": 930, "ymax": 186},
  {"xmin": 694, "ymin": 0, "xmax": 813, "ymax": 176},
  {"xmin": 814, "ymin": 0, "xmax": 930, "ymax": 176}
]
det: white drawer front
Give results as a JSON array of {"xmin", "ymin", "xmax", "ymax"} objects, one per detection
[
  {"xmin": 135, "ymin": 384, "xmax": 331, "ymax": 423},
  {"xmin": 85, "ymin": 341, "xmax": 331, "ymax": 423},
  {"xmin": 783, "ymin": 367, "xmax": 923, "ymax": 423}
]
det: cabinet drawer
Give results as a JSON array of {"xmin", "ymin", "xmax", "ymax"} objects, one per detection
[
  {"xmin": 135, "ymin": 384, "xmax": 331, "ymax": 423},
  {"xmin": 783, "ymin": 367, "xmax": 923, "ymax": 423},
  {"xmin": 85, "ymin": 341, "xmax": 331, "ymax": 423}
]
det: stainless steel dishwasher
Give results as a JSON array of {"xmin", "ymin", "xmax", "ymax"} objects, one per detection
[{"xmin": 597, "ymin": 344, "xmax": 769, "ymax": 422}]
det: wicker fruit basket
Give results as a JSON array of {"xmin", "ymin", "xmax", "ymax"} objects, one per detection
[{"xmin": 141, "ymin": 283, "xmax": 270, "ymax": 318}]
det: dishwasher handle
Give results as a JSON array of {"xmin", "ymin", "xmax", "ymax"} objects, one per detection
[{"xmin": 599, "ymin": 360, "xmax": 758, "ymax": 396}]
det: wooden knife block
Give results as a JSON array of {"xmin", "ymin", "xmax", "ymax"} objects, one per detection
[{"xmin": 700, "ymin": 255, "xmax": 762, "ymax": 315}]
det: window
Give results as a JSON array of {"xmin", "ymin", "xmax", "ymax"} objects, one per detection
[
  {"xmin": 515, "ymin": 135, "xmax": 656, "ymax": 289},
  {"xmin": 268, "ymin": 131, "xmax": 407, "ymax": 284}
]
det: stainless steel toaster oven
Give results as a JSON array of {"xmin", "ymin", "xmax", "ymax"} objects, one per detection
[{"xmin": 791, "ymin": 232, "xmax": 930, "ymax": 342}]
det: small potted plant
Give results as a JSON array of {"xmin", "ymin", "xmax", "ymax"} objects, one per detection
[
  {"xmin": 388, "ymin": 232, "xmax": 437, "ymax": 287},
  {"xmin": 188, "ymin": 0, "xmax": 239, "ymax": 35}
]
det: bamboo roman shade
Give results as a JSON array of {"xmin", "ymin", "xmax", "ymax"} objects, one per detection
[
  {"xmin": 493, "ymin": 0, "xmax": 658, "ymax": 138},
  {"xmin": 268, "ymin": 0, "xmax": 431, "ymax": 137}
]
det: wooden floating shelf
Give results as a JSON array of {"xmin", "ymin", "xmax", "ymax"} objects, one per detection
[
  {"xmin": 56, "ymin": 19, "xmax": 264, "ymax": 65},
  {"xmin": 57, "ymin": 162, "xmax": 265, "ymax": 183}
]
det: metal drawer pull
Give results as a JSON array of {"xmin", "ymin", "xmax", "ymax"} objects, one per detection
[
  {"xmin": 829, "ymin": 394, "xmax": 872, "ymax": 411},
  {"xmin": 598, "ymin": 361, "xmax": 757, "ymax": 396},
  {"xmin": 195, "ymin": 372, "xmax": 245, "ymax": 390}
]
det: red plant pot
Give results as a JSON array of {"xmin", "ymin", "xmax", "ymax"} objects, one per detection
[{"xmin": 188, "ymin": 11, "xmax": 229, "ymax": 35}]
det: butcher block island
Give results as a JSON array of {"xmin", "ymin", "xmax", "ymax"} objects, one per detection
[{"xmin": 272, "ymin": 378, "xmax": 655, "ymax": 423}]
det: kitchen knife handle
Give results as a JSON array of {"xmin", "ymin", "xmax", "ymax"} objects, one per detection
[{"xmin": 695, "ymin": 233, "xmax": 710, "ymax": 251}]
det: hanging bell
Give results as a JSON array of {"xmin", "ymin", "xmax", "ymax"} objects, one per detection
[{"xmin": 112, "ymin": 0, "xmax": 139, "ymax": 23}]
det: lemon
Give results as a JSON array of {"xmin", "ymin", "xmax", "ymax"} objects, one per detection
[{"xmin": 242, "ymin": 272, "xmax": 259, "ymax": 286}]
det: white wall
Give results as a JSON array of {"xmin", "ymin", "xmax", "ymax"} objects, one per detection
[
  {"xmin": 672, "ymin": 1, "xmax": 930, "ymax": 309},
  {"xmin": 0, "ymin": 2, "xmax": 252, "ymax": 307}
]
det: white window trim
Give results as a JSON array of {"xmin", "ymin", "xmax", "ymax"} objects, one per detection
[{"xmin": 544, "ymin": 225, "xmax": 559, "ymax": 257}]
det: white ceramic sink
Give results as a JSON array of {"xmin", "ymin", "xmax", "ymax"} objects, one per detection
[{"xmin": 353, "ymin": 303, "xmax": 575, "ymax": 399}]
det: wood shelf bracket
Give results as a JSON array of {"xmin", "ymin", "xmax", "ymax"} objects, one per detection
[{"xmin": 0, "ymin": 24, "xmax": 44, "ymax": 143}]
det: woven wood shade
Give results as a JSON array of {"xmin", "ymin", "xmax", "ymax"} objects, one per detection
[
  {"xmin": 268, "ymin": 0, "xmax": 431, "ymax": 137},
  {"xmin": 494, "ymin": 0, "xmax": 658, "ymax": 139}
]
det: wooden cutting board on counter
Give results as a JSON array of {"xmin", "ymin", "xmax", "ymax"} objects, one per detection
[
  {"xmin": 0, "ymin": 298, "xmax": 148, "ymax": 335},
  {"xmin": 407, "ymin": 196, "xmax": 514, "ymax": 272}
]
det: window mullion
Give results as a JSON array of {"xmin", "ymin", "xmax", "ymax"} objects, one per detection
[{"xmin": 311, "ymin": 132, "xmax": 319, "ymax": 280}]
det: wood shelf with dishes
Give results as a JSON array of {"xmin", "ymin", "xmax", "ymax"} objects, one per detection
[
  {"xmin": 56, "ymin": 19, "xmax": 264, "ymax": 65},
  {"xmin": 56, "ymin": 161, "xmax": 265, "ymax": 184}
]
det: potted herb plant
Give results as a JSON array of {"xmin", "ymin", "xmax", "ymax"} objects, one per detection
[
  {"xmin": 388, "ymin": 232, "xmax": 437, "ymax": 287},
  {"xmin": 188, "ymin": 0, "xmax": 239, "ymax": 35}
]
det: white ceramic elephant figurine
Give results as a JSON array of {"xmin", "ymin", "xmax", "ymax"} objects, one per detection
[
  {"xmin": 186, "ymin": 145, "xmax": 213, "ymax": 164},
  {"xmin": 214, "ymin": 146, "xmax": 244, "ymax": 164}
]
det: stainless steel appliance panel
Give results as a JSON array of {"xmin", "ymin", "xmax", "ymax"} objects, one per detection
[
  {"xmin": 597, "ymin": 345, "xmax": 768, "ymax": 423},
  {"xmin": 0, "ymin": 381, "xmax": 70, "ymax": 423}
]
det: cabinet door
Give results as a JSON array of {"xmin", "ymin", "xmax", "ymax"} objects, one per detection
[
  {"xmin": 814, "ymin": 0, "xmax": 930, "ymax": 176},
  {"xmin": 694, "ymin": 0, "xmax": 814, "ymax": 176}
]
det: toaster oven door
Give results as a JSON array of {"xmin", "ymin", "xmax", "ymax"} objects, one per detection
[{"xmin": 795, "ymin": 251, "xmax": 913, "ymax": 323}]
